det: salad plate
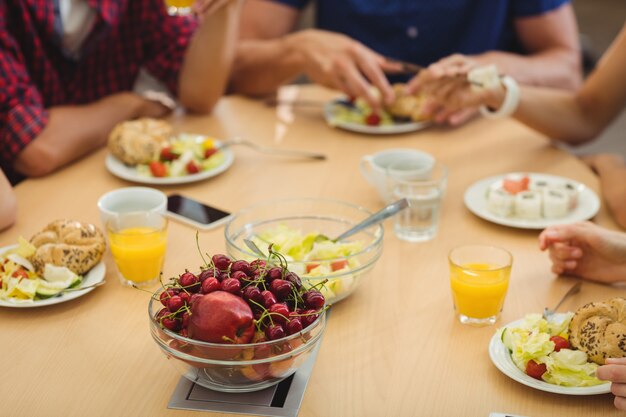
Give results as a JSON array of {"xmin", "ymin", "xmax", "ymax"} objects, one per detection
[
  {"xmin": 323, "ymin": 100, "xmax": 430, "ymax": 135},
  {"xmin": 488, "ymin": 317, "xmax": 611, "ymax": 395},
  {"xmin": 106, "ymin": 136, "xmax": 235, "ymax": 185},
  {"xmin": 464, "ymin": 173, "xmax": 600, "ymax": 230},
  {"xmin": 0, "ymin": 245, "xmax": 106, "ymax": 308}
]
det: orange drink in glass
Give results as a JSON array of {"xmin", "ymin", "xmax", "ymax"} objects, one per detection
[
  {"xmin": 165, "ymin": 0, "xmax": 195, "ymax": 16},
  {"xmin": 448, "ymin": 245, "xmax": 512, "ymax": 326},
  {"xmin": 108, "ymin": 212, "xmax": 168, "ymax": 287}
]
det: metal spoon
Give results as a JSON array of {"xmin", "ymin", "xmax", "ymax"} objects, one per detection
[
  {"xmin": 218, "ymin": 137, "xmax": 326, "ymax": 161},
  {"xmin": 321, "ymin": 198, "xmax": 409, "ymax": 243},
  {"xmin": 543, "ymin": 281, "xmax": 582, "ymax": 319}
]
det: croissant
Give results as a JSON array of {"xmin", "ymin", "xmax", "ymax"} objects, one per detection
[
  {"xmin": 569, "ymin": 297, "xmax": 626, "ymax": 364},
  {"xmin": 108, "ymin": 118, "xmax": 172, "ymax": 165},
  {"xmin": 29, "ymin": 220, "xmax": 106, "ymax": 275}
]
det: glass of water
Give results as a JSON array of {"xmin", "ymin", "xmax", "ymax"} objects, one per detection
[{"xmin": 387, "ymin": 160, "xmax": 447, "ymax": 242}]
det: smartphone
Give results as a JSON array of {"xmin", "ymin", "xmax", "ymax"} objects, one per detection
[{"xmin": 166, "ymin": 194, "xmax": 232, "ymax": 230}]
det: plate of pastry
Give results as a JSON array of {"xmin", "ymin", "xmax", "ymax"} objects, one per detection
[
  {"xmin": 464, "ymin": 173, "xmax": 600, "ymax": 229},
  {"xmin": 324, "ymin": 84, "xmax": 431, "ymax": 135},
  {"xmin": 0, "ymin": 220, "xmax": 106, "ymax": 308},
  {"xmin": 105, "ymin": 118, "xmax": 234, "ymax": 185}
]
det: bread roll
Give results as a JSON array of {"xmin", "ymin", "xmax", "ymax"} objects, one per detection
[
  {"xmin": 108, "ymin": 118, "xmax": 172, "ymax": 165},
  {"xmin": 30, "ymin": 220, "xmax": 106, "ymax": 275},
  {"xmin": 385, "ymin": 84, "xmax": 428, "ymax": 122},
  {"xmin": 569, "ymin": 297, "xmax": 626, "ymax": 364}
]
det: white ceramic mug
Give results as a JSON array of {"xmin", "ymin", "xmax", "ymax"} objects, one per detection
[
  {"xmin": 359, "ymin": 148, "xmax": 434, "ymax": 203},
  {"xmin": 97, "ymin": 187, "xmax": 167, "ymax": 229}
]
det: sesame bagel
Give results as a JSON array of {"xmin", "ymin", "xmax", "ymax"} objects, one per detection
[
  {"xmin": 29, "ymin": 220, "xmax": 106, "ymax": 275},
  {"xmin": 108, "ymin": 118, "xmax": 172, "ymax": 165},
  {"xmin": 569, "ymin": 297, "xmax": 626, "ymax": 364}
]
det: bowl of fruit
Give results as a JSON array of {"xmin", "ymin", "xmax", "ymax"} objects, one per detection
[
  {"xmin": 225, "ymin": 198, "xmax": 384, "ymax": 304},
  {"xmin": 149, "ymin": 252, "xmax": 327, "ymax": 393}
]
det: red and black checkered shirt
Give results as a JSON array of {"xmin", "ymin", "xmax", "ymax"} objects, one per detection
[{"xmin": 0, "ymin": 0, "xmax": 197, "ymax": 178}]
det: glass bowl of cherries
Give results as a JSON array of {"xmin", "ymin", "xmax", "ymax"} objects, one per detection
[{"xmin": 149, "ymin": 250, "xmax": 327, "ymax": 393}]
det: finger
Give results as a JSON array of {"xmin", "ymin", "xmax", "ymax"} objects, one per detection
[
  {"xmin": 551, "ymin": 242, "xmax": 583, "ymax": 260},
  {"xmin": 338, "ymin": 62, "xmax": 380, "ymax": 110},
  {"xmin": 448, "ymin": 108, "xmax": 477, "ymax": 126},
  {"xmin": 551, "ymin": 264, "xmax": 564, "ymax": 275},
  {"xmin": 354, "ymin": 54, "xmax": 394, "ymax": 105},
  {"xmin": 615, "ymin": 396, "xmax": 626, "ymax": 411},
  {"xmin": 612, "ymin": 383, "xmax": 626, "ymax": 397},
  {"xmin": 599, "ymin": 364, "xmax": 626, "ymax": 383},
  {"xmin": 606, "ymin": 358, "xmax": 626, "ymax": 365}
]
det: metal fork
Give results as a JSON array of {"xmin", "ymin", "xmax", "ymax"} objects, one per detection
[
  {"xmin": 543, "ymin": 281, "xmax": 582, "ymax": 319},
  {"xmin": 218, "ymin": 137, "xmax": 326, "ymax": 161}
]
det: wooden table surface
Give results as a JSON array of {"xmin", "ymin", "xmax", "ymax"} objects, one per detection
[{"xmin": 0, "ymin": 86, "xmax": 622, "ymax": 417}]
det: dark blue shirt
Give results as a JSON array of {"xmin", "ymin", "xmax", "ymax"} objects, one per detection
[{"xmin": 272, "ymin": 0, "xmax": 569, "ymax": 66}]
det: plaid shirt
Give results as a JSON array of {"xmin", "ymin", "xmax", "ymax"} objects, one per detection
[{"xmin": 0, "ymin": 0, "xmax": 197, "ymax": 179}]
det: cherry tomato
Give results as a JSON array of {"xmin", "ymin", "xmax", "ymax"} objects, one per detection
[
  {"xmin": 204, "ymin": 148, "xmax": 217, "ymax": 159},
  {"xmin": 330, "ymin": 260, "xmax": 348, "ymax": 271},
  {"xmin": 305, "ymin": 263, "xmax": 320, "ymax": 273},
  {"xmin": 149, "ymin": 161, "xmax": 167, "ymax": 177},
  {"xmin": 186, "ymin": 161, "xmax": 200, "ymax": 174},
  {"xmin": 365, "ymin": 113, "xmax": 381, "ymax": 126},
  {"xmin": 11, "ymin": 269, "xmax": 28, "ymax": 280},
  {"xmin": 160, "ymin": 147, "xmax": 179, "ymax": 162},
  {"xmin": 525, "ymin": 360, "xmax": 547, "ymax": 380},
  {"xmin": 550, "ymin": 335, "xmax": 570, "ymax": 352}
]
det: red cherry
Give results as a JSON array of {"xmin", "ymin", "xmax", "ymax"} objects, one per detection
[
  {"xmin": 270, "ymin": 279, "xmax": 292, "ymax": 300},
  {"xmin": 300, "ymin": 309, "xmax": 319, "ymax": 328},
  {"xmin": 198, "ymin": 268, "xmax": 217, "ymax": 282},
  {"xmin": 160, "ymin": 288, "xmax": 179, "ymax": 306},
  {"xmin": 179, "ymin": 272, "xmax": 200, "ymax": 292},
  {"xmin": 265, "ymin": 324, "xmax": 286, "ymax": 341},
  {"xmin": 284, "ymin": 271, "xmax": 302, "ymax": 289},
  {"xmin": 243, "ymin": 286, "xmax": 264, "ymax": 305},
  {"xmin": 201, "ymin": 277, "xmax": 221, "ymax": 294},
  {"xmin": 261, "ymin": 290, "xmax": 277, "ymax": 308},
  {"xmin": 267, "ymin": 267, "xmax": 283, "ymax": 282},
  {"xmin": 231, "ymin": 270, "xmax": 248, "ymax": 282},
  {"xmin": 250, "ymin": 259, "xmax": 267, "ymax": 272},
  {"xmin": 269, "ymin": 303, "xmax": 290, "ymax": 324},
  {"xmin": 231, "ymin": 260, "xmax": 252, "ymax": 276},
  {"xmin": 181, "ymin": 312, "xmax": 190, "ymax": 329},
  {"xmin": 156, "ymin": 308, "xmax": 170, "ymax": 321},
  {"xmin": 286, "ymin": 318, "xmax": 303, "ymax": 335},
  {"xmin": 162, "ymin": 317, "xmax": 181, "ymax": 331},
  {"xmin": 365, "ymin": 112, "xmax": 381, "ymax": 126},
  {"xmin": 303, "ymin": 289, "xmax": 325, "ymax": 309},
  {"xmin": 212, "ymin": 254, "xmax": 231, "ymax": 271},
  {"xmin": 179, "ymin": 292, "xmax": 190, "ymax": 305},
  {"xmin": 167, "ymin": 295, "xmax": 184, "ymax": 312},
  {"xmin": 221, "ymin": 278, "xmax": 241, "ymax": 294}
]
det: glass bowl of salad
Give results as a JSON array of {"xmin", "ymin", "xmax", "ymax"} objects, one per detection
[{"xmin": 224, "ymin": 198, "xmax": 384, "ymax": 304}]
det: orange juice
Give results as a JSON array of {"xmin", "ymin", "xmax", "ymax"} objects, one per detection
[
  {"xmin": 449, "ymin": 262, "xmax": 510, "ymax": 319},
  {"xmin": 109, "ymin": 227, "xmax": 167, "ymax": 284},
  {"xmin": 164, "ymin": 0, "xmax": 195, "ymax": 8}
]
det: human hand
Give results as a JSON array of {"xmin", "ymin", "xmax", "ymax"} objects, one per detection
[
  {"xmin": 598, "ymin": 358, "xmax": 626, "ymax": 410},
  {"xmin": 582, "ymin": 153, "xmax": 625, "ymax": 175},
  {"xmin": 137, "ymin": 97, "xmax": 172, "ymax": 119},
  {"xmin": 292, "ymin": 29, "xmax": 402, "ymax": 111},
  {"xmin": 406, "ymin": 54, "xmax": 504, "ymax": 126},
  {"xmin": 538, "ymin": 221, "xmax": 626, "ymax": 284}
]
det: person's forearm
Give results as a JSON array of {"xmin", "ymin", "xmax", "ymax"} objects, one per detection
[
  {"xmin": 14, "ymin": 92, "xmax": 146, "ymax": 177},
  {"xmin": 178, "ymin": 1, "xmax": 243, "ymax": 113},
  {"xmin": 228, "ymin": 35, "xmax": 304, "ymax": 96},
  {"xmin": 0, "ymin": 171, "xmax": 16, "ymax": 231},
  {"xmin": 472, "ymin": 49, "xmax": 581, "ymax": 90},
  {"xmin": 594, "ymin": 157, "xmax": 626, "ymax": 229}
]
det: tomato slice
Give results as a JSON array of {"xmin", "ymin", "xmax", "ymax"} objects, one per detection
[
  {"xmin": 550, "ymin": 335, "xmax": 570, "ymax": 352},
  {"xmin": 525, "ymin": 360, "xmax": 547, "ymax": 380},
  {"xmin": 149, "ymin": 161, "xmax": 167, "ymax": 177}
]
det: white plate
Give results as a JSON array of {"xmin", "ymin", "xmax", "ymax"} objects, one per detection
[
  {"xmin": 0, "ymin": 245, "xmax": 106, "ymax": 308},
  {"xmin": 464, "ymin": 173, "xmax": 600, "ymax": 229},
  {"xmin": 105, "ymin": 137, "xmax": 234, "ymax": 185},
  {"xmin": 323, "ymin": 100, "xmax": 430, "ymax": 135},
  {"xmin": 489, "ymin": 317, "xmax": 611, "ymax": 395}
]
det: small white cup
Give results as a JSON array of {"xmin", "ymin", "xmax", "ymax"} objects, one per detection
[
  {"xmin": 360, "ymin": 148, "xmax": 434, "ymax": 203},
  {"xmin": 97, "ymin": 187, "xmax": 167, "ymax": 229}
]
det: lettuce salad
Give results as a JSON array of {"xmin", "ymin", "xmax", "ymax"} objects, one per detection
[
  {"xmin": 0, "ymin": 238, "xmax": 81, "ymax": 302},
  {"xmin": 251, "ymin": 224, "xmax": 364, "ymax": 302},
  {"xmin": 500, "ymin": 313, "xmax": 605, "ymax": 387}
]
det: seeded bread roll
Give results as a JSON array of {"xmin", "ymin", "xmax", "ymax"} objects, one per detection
[
  {"xmin": 108, "ymin": 118, "xmax": 172, "ymax": 165},
  {"xmin": 385, "ymin": 84, "xmax": 428, "ymax": 122},
  {"xmin": 29, "ymin": 220, "xmax": 106, "ymax": 275},
  {"xmin": 569, "ymin": 298, "xmax": 626, "ymax": 364}
]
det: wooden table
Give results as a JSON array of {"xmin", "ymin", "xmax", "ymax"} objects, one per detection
[{"xmin": 0, "ymin": 86, "xmax": 622, "ymax": 417}]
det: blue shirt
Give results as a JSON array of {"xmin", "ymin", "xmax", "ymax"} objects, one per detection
[{"xmin": 272, "ymin": 0, "xmax": 569, "ymax": 66}]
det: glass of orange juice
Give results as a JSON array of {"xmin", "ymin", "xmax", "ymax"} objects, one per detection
[
  {"xmin": 448, "ymin": 245, "xmax": 512, "ymax": 326},
  {"xmin": 108, "ymin": 212, "xmax": 168, "ymax": 287},
  {"xmin": 164, "ymin": 0, "xmax": 195, "ymax": 16}
]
